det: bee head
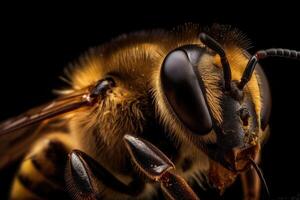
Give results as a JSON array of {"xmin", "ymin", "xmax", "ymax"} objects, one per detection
[{"xmin": 157, "ymin": 33, "xmax": 271, "ymax": 172}]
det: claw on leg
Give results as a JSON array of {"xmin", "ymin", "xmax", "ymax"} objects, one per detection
[
  {"xmin": 123, "ymin": 134, "xmax": 174, "ymax": 180},
  {"xmin": 160, "ymin": 172, "xmax": 200, "ymax": 200},
  {"xmin": 66, "ymin": 150, "xmax": 145, "ymax": 200},
  {"xmin": 66, "ymin": 150, "xmax": 101, "ymax": 200},
  {"xmin": 123, "ymin": 134, "xmax": 199, "ymax": 200}
]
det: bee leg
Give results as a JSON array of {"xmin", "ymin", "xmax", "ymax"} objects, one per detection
[
  {"xmin": 240, "ymin": 154, "xmax": 261, "ymax": 200},
  {"xmin": 65, "ymin": 149, "xmax": 145, "ymax": 200},
  {"xmin": 123, "ymin": 134, "xmax": 199, "ymax": 200}
]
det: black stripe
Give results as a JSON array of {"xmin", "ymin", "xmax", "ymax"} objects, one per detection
[
  {"xmin": 31, "ymin": 139, "xmax": 69, "ymax": 185},
  {"xmin": 44, "ymin": 139, "xmax": 69, "ymax": 164},
  {"xmin": 31, "ymin": 158, "xmax": 65, "ymax": 185},
  {"xmin": 18, "ymin": 174, "xmax": 70, "ymax": 199}
]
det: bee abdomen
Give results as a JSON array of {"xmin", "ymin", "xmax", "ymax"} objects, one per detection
[{"xmin": 10, "ymin": 133, "xmax": 73, "ymax": 200}]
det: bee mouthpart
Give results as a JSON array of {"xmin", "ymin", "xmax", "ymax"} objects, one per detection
[
  {"xmin": 224, "ymin": 145, "xmax": 259, "ymax": 172},
  {"xmin": 248, "ymin": 157, "xmax": 270, "ymax": 198}
]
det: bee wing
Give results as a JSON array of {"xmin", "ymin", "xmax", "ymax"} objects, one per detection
[{"xmin": 0, "ymin": 88, "xmax": 94, "ymax": 168}]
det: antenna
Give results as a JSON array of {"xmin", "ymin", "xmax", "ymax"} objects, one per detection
[
  {"xmin": 199, "ymin": 33, "xmax": 232, "ymax": 91},
  {"xmin": 239, "ymin": 48, "xmax": 300, "ymax": 89}
]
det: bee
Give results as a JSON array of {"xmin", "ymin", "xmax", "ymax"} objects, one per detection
[{"xmin": 0, "ymin": 24, "xmax": 299, "ymax": 200}]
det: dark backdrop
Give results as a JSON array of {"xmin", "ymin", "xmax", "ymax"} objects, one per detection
[{"xmin": 0, "ymin": 3, "xmax": 299, "ymax": 200}]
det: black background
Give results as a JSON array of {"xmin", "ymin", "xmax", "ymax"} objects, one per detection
[{"xmin": 0, "ymin": 3, "xmax": 299, "ymax": 199}]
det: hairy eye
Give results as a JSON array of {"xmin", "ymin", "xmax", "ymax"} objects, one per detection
[
  {"xmin": 91, "ymin": 77, "xmax": 116, "ymax": 97},
  {"xmin": 239, "ymin": 108, "xmax": 250, "ymax": 126}
]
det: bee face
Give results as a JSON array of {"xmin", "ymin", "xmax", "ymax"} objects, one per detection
[
  {"xmin": 213, "ymin": 84, "xmax": 260, "ymax": 171},
  {"xmin": 156, "ymin": 44, "xmax": 262, "ymax": 172}
]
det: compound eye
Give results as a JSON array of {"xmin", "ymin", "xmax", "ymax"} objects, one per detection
[
  {"xmin": 160, "ymin": 49, "xmax": 212, "ymax": 135},
  {"xmin": 91, "ymin": 77, "xmax": 115, "ymax": 98}
]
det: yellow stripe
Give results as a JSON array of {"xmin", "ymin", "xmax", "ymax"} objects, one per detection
[
  {"xmin": 10, "ymin": 178, "xmax": 42, "ymax": 200},
  {"xmin": 19, "ymin": 159, "xmax": 45, "ymax": 182}
]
